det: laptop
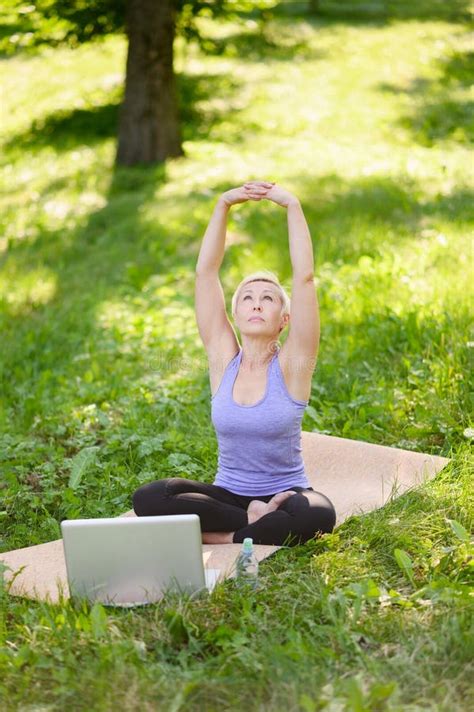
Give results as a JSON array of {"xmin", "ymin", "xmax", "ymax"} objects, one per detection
[{"xmin": 61, "ymin": 514, "xmax": 221, "ymax": 607}]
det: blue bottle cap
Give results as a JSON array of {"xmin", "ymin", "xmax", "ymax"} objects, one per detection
[{"xmin": 243, "ymin": 537, "xmax": 253, "ymax": 553}]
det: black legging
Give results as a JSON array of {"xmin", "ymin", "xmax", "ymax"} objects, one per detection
[{"xmin": 132, "ymin": 477, "xmax": 336, "ymax": 546}]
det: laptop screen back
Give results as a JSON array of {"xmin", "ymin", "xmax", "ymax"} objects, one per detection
[{"xmin": 61, "ymin": 515, "xmax": 206, "ymax": 606}]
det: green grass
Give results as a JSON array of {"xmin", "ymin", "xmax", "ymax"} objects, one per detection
[{"xmin": 0, "ymin": 2, "xmax": 473, "ymax": 709}]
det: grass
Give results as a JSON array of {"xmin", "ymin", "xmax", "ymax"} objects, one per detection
[{"xmin": 0, "ymin": 2, "xmax": 473, "ymax": 709}]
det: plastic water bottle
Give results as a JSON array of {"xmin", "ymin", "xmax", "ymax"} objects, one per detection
[{"xmin": 235, "ymin": 537, "xmax": 259, "ymax": 590}]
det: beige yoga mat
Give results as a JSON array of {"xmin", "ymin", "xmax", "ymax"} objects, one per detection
[{"xmin": 1, "ymin": 432, "xmax": 450, "ymax": 603}]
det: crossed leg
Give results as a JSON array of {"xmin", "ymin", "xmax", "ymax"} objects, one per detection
[
  {"xmin": 133, "ymin": 478, "xmax": 336, "ymax": 546},
  {"xmin": 202, "ymin": 490, "xmax": 297, "ymax": 543}
]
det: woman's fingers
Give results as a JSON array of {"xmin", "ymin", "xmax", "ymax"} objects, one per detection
[
  {"xmin": 244, "ymin": 181, "xmax": 274, "ymax": 201},
  {"xmin": 244, "ymin": 186, "xmax": 271, "ymax": 194}
]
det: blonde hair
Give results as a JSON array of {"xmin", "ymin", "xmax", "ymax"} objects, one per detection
[{"xmin": 231, "ymin": 270, "xmax": 291, "ymax": 323}]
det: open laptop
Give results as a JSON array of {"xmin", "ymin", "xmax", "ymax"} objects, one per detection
[{"xmin": 61, "ymin": 514, "xmax": 221, "ymax": 607}]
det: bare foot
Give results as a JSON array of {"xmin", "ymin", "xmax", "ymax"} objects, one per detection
[
  {"xmin": 247, "ymin": 491, "xmax": 297, "ymax": 525},
  {"xmin": 202, "ymin": 531, "xmax": 235, "ymax": 544}
]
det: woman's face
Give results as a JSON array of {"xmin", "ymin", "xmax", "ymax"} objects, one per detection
[{"xmin": 235, "ymin": 281, "xmax": 289, "ymax": 335}]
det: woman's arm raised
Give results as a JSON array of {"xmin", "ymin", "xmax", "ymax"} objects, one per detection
[
  {"xmin": 195, "ymin": 198, "xmax": 229, "ymax": 276},
  {"xmin": 259, "ymin": 184, "xmax": 314, "ymax": 280},
  {"xmin": 194, "ymin": 183, "xmax": 273, "ymax": 357},
  {"xmin": 195, "ymin": 182, "xmax": 274, "ymax": 275},
  {"xmin": 287, "ymin": 199, "xmax": 315, "ymax": 281},
  {"xmin": 263, "ymin": 185, "xmax": 319, "ymax": 364}
]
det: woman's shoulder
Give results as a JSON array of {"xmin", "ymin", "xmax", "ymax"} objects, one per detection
[{"xmin": 276, "ymin": 340, "xmax": 316, "ymax": 403}]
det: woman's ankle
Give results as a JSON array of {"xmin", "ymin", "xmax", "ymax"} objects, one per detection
[{"xmin": 202, "ymin": 531, "xmax": 234, "ymax": 544}]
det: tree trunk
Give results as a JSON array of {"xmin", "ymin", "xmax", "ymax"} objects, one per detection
[{"xmin": 116, "ymin": 0, "xmax": 184, "ymax": 166}]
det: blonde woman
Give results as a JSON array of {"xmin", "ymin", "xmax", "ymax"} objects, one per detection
[{"xmin": 133, "ymin": 180, "xmax": 336, "ymax": 546}]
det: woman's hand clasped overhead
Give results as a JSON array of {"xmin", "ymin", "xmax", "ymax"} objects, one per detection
[
  {"xmin": 221, "ymin": 181, "xmax": 274, "ymax": 206},
  {"xmin": 220, "ymin": 181, "xmax": 298, "ymax": 208}
]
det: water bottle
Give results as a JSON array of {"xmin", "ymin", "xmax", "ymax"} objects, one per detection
[{"xmin": 235, "ymin": 537, "xmax": 259, "ymax": 590}]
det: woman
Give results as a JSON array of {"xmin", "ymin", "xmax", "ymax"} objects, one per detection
[{"xmin": 132, "ymin": 180, "xmax": 336, "ymax": 546}]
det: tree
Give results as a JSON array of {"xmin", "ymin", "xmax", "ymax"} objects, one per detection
[{"xmin": 116, "ymin": 0, "xmax": 184, "ymax": 165}]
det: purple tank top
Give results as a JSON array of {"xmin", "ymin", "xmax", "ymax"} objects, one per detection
[{"xmin": 211, "ymin": 346, "xmax": 311, "ymax": 496}]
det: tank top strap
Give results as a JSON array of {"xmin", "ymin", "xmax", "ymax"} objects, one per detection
[{"xmin": 217, "ymin": 349, "xmax": 241, "ymax": 391}]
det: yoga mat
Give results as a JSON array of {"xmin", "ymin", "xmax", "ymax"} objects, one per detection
[{"xmin": 1, "ymin": 432, "xmax": 450, "ymax": 603}]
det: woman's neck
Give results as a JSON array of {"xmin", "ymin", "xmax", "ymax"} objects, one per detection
[{"xmin": 240, "ymin": 339, "xmax": 279, "ymax": 371}]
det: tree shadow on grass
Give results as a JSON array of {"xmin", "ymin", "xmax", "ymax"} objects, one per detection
[
  {"xmin": 183, "ymin": 1, "xmax": 409, "ymax": 64},
  {"xmin": 2, "ymin": 70, "xmax": 248, "ymax": 157},
  {"xmin": 277, "ymin": 0, "xmax": 472, "ymax": 25},
  {"xmin": 377, "ymin": 44, "xmax": 474, "ymax": 146},
  {"xmin": 198, "ymin": 0, "xmax": 472, "ymax": 76},
  {"xmin": 196, "ymin": 22, "xmax": 326, "ymax": 63}
]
